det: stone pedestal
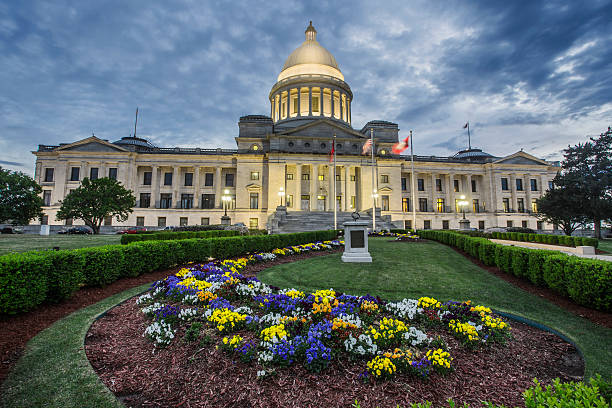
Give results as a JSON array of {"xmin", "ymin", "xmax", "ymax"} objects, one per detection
[
  {"xmin": 459, "ymin": 218, "xmax": 471, "ymax": 231},
  {"xmin": 40, "ymin": 225, "xmax": 50, "ymax": 236},
  {"xmin": 341, "ymin": 220, "xmax": 372, "ymax": 263},
  {"xmin": 221, "ymin": 215, "xmax": 231, "ymax": 226}
]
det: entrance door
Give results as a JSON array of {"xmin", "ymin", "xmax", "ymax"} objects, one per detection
[
  {"xmin": 301, "ymin": 195, "xmax": 310, "ymax": 211},
  {"xmin": 317, "ymin": 195, "xmax": 326, "ymax": 211}
]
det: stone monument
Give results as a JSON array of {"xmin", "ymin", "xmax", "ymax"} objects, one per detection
[{"xmin": 341, "ymin": 212, "xmax": 372, "ymax": 263}]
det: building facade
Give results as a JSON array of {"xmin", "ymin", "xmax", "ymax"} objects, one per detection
[{"xmin": 33, "ymin": 23, "xmax": 559, "ymax": 232}]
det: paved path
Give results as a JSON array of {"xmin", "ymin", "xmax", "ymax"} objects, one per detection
[{"xmin": 490, "ymin": 239, "xmax": 612, "ymax": 262}]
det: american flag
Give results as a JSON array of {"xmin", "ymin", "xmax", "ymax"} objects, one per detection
[{"xmin": 362, "ymin": 139, "xmax": 372, "ymax": 155}]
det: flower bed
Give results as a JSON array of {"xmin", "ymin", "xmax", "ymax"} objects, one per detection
[
  {"xmin": 369, "ymin": 231, "xmax": 423, "ymax": 242},
  {"xmin": 135, "ymin": 239, "xmax": 512, "ymax": 382}
]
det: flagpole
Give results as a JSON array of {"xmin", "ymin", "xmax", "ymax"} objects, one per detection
[
  {"xmin": 333, "ymin": 133, "xmax": 337, "ymax": 230},
  {"xmin": 467, "ymin": 121, "xmax": 471, "ymax": 150},
  {"xmin": 134, "ymin": 107, "xmax": 139, "ymax": 139},
  {"xmin": 370, "ymin": 128, "xmax": 376, "ymax": 232},
  {"xmin": 410, "ymin": 130, "xmax": 416, "ymax": 232}
]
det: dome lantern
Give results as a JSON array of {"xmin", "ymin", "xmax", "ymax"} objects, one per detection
[{"xmin": 305, "ymin": 21, "xmax": 317, "ymax": 41}]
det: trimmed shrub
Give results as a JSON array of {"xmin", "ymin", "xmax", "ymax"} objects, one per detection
[
  {"xmin": 509, "ymin": 247, "xmax": 529, "ymax": 278},
  {"xmin": 526, "ymin": 250, "xmax": 551, "ymax": 286},
  {"xmin": 565, "ymin": 259, "xmax": 612, "ymax": 311},
  {"xmin": 121, "ymin": 229, "xmax": 239, "ymax": 245},
  {"xmin": 0, "ymin": 252, "xmax": 50, "ymax": 314},
  {"xmin": 478, "ymin": 240, "xmax": 496, "ymax": 266},
  {"xmin": 44, "ymin": 250, "xmax": 85, "ymax": 302},
  {"xmin": 542, "ymin": 254, "xmax": 570, "ymax": 297},
  {"xmin": 78, "ymin": 246, "xmax": 124, "ymax": 287}
]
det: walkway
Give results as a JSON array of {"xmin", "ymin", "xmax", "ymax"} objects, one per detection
[{"xmin": 490, "ymin": 239, "xmax": 612, "ymax": 262}]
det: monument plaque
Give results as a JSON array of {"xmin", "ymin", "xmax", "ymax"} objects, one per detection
[
  {"xmin": 341, "ymin": 212, "xmax": 372, "ymax": 263},
  {"xmin": 350, "ymin": 230, "xmax": 365, "ymax": 248}
]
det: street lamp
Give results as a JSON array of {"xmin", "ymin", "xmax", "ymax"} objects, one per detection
[
  {"xmin": 372, "ymin": 189, "xmax": 379, "ymax": 231},
  {"xmin": 222, "ymin": 189, "xmax": 231, "ymax": 216},
  {"xmin": 278, "ymin": 186, "xmax": 285, "ymax": 206},
  {"xmin": 458, "ymin": 195, "xmax": 468, "ymax": 219}
]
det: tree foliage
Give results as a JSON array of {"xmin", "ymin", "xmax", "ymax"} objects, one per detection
[
  {"xmin": 56, "ymin": 177, "xmax": 136, "ymax": 234},
  {"xmin": 536, "ymin": 178, "xmax": 587, "ymax": 236},
  {"xmin": 0, "ymin": 166, "xmax": 44, "ymax": 225}
]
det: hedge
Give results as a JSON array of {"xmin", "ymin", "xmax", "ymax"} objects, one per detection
[
  {"xmin": 120, "ymin": 229, "xmax": 240, "ymax": 244},
  {"xmin": 488, "ymin": 231, "xmax": 599, "ymax": 248},
  {"xmin": 0, "ymin": 230, "xmax": 339, "ymax": 315},
  {"xmin": 418, "ymin": 230, "xmax": 611, "ymax": 312}
]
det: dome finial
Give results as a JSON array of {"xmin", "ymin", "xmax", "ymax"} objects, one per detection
[{"xmin": 305, "ymin": 21, "xmax": 317, "ymax": 41}]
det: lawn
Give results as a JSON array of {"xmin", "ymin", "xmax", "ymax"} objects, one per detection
[
  {"xmin": 0, "ymin": 234, "xmax": 121, "ymax": 255},
  {"xmin": 598, "ymin": 238, "xmax": 612, "ymax": 253},
  {"xmin": 259, "ymin": 238, "xmax": 612, "ymax": 378}
]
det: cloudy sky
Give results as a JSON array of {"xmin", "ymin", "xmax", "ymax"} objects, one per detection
[{"xmin": 1, "ymin": 0, "xmax": 611, "ymax": 175}]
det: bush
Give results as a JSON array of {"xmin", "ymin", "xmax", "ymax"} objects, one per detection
[
  {"xmin": 0, "ymin": 252, "xmax": 49, "ymax": 314},
  {"xmin": 542, "ymin": 254, "xmax": 570, "ymax": 297},
  {"xmin": 526, "ymin": 250, "xmax": 550, "ymax": 286},
  {"xmin": 44, "ymin": 250, "xmax": 85, "ymax": 302},
  {"xmin": 565, "ymin": 259, "xmax": 612, "ymax": 311},
  {"xmin": 523, "ymin": 377, "xmax": 611, "ymax": 408},
  {"xmin": 121, "ymin": 229, "xmax": 240, "ymax": 244}
]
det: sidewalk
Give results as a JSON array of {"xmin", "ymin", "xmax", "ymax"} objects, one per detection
[{"xmin": 490, "ymin": 239, "xmax": 612, "ymax": 262}]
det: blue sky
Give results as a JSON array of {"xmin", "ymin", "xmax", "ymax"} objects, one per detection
[{"xmin": 1, "ymin": 0, "xmax": 611, "ymax": 175}]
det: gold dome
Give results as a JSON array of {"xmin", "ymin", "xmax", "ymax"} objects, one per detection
[{"xmin": 277, "ymin": 22, "xmax": 344, "ymax": 82}]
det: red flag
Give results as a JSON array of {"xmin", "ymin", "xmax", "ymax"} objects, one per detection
[
  {"xmin": 329, "ymin": 141, "xmax": 335, "ymax": 163},
  {"xmin": 463, "ymin": 122, "xmax": 469, "ymax": 129},
  {"xmin": 362, "ymin": 139, "xmax": 372, "ymax": 155},
  {"xmin": 392, "ymin": 136, "xmax": 410, "ymax": 154}
]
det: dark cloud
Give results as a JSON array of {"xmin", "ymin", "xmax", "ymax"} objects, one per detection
[{"xmin": 0, "ymin": 160, "xmax": 25, "ymax": 166}]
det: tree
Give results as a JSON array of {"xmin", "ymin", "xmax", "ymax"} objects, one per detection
[
  {"xmin": 536, "ymin": 175, "xmax": 588, "ymax": 236},
  {"xmin": 0, "ymin": 166, "xmax": 44, "ymax": 225},
  {"xmin": 560, "ymin": 127, "xmax": 612, "ymax": 239},
  {"xmin": 56, "ymin": 177, "xmax": 136, "ymax": 234}
]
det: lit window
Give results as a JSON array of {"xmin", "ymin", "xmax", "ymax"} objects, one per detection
[
  {"xmin": 381, "ymin": 175, "xmax": 389, "ymax": 183},
  {"xmin": 251, "ymin": 172, "xmax": 259, "ymax": 180}
]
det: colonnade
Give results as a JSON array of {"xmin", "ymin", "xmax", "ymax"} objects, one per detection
[{"xmin": 270, "ymin": 86, "xmax": 351, "ymax": 125}]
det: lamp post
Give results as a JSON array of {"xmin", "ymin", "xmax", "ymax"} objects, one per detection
[
  {"xmin": 221, "ymin": 189, "xmax": 231, "ymax": 225},
  {"xmin": 278, "ymin": 186, "xmax": 285, "ymax": 207},
  {"xmin": 458, "ymin": 194, "xmax": 470, "ymax": 230},
  {"xmin": 372, "ymin": 189, "xmax": 379, "ymax": 231}
]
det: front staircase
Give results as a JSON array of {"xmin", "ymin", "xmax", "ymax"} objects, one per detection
[{"xmin": 267, "ymin": 207, "xmax": 397, "ymax": 234}]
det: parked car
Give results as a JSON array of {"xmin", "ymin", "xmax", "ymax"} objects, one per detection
[
  {"xmin": 1, "ymin": 226, "xmax": 23, "ymax": 234},
  {"xmin": 58, "ymin": 226, "xmax": 93, "ymax": 234},
  {"xmin": 116, "ymin": 226, "xmax": 148, "ymax": 234}
]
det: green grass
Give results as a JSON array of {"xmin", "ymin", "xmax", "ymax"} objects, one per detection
[
  {"xmin": 0, "ymin": 234, "xmax": 120, "ymax": 255},
  {"xmin": 598, "ymin": 239, "xmax": 612, "ymax": 253},
  {"xmin": 259, "ymin": 238, "xmax": 612, "ymax": 379},
  {"xmin": 0, "ymin": 283, "xmax": 149, "ymax": 408}
]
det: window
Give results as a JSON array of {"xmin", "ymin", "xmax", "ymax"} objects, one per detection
[
  {"xmin": 44, "ymin": 168, "xmax": 54, "ymax": 182},
  {"xmin": 180, "ymin": 217, "xmax": 188, "ymax": 227},
  {"xmin": 350, "ymin": 175, "xmax": 356, "ymax": 181},
  {"xmin": 312, "ymin": 95, "xmax": 320, "ymax": 113},
  {"xmin": 516, "ymin": 178, "xmax": 523, "ymax": 191},
  {"xmin": 517, "ymin": 198, "xmax": 525, "ymax": 213},
  {"xmin": 160, "ymin": 193, "xmax": 172, "ymax": 209},
  {"xmin": 478, "ymin": 220, "xmax": 485, "ymax": 230},
  {"xmin": 404, "ymin": 220, "xmax": 412, "ymax": 230},
  {"xmin": 70, "ymin": 167, "xmax": 80, "ymax": 181},
  {"xmin": 250, "ymin": 172, "xmax": 259, "ymax": 181},
  {"xmin": 401, "ymin": 177, "xmax": 407, "ymax": 191},
  {"xmin": 41, "ymin": 215, "xmax": 48, "ymax": 225},
  {"xmin": 442, "ymin": 220, "xmax": 449, "ymax": 230},
  {"xmin": 304, "ymin": 142, "xmax": 310, "ymax": 148},
  {"xmin": 473, "ymin": 199, "xmax": 479, "ymax": 213},
  {"xmin": 225, "ymin": 173, "xmax": 234, "ymax": 187},
  {"xmin": 423, "ymin": 220, "xmax": 431, "ymax": 230},
  {"xmin": 530, "ymin": 179, "xmax": 538, "ymax": 191},
  {"xmin": 184, "ymin": 173, "xmax": 193, "ymax": 186},
  {"xmin": 286, "ymin": 173, "xmax": 293, "ymax": 180},
  {"xmin": 471, "ymin": 179, "xmax": 477, "ymax": 192},
  {"xmin": 157, "ymin": 217, "xmax": 166, "ymax": 227},
  {"xmin": 402, "ymin": 197, "xmax": 410, "ymax": 212},
  {"xmin": 302, "ymin": 173, "xmax": 310, "ymax": 180},
  {"xmin": 553, "ymin": 223, "xmax": 559, "ymax": 231},
  {"xmin": 351, "ymin": 196, "xmax": 356, "ymax": 209},
  {"xmin": 522, "ymin": 220, "xmax": 528, "ymax": 228},
  {"xmin": 548, "ymin": 181, "xmax": 554, "ymax": 190},
  {"xmin": 65, "ymin": 217, "xmax": 73, "ymax": 226},
  {"xmin": 454, "ymin": 179, "xmax": 460, "ymax": 192},
  {"xmin": 501, "ymin": 177, "xmax": 509, "ymax": 191},
  {"xmin": 143, "ymin": 171, "xmax": 152, "ymax": 185},
  {"xmin": 108, "ymin": 168, "xmax": 118, "ymax": 180},
  {"xmin": 286, "ymin": 194, "xmax": 293, "ymax": 208},
  {"xmin": 136, "ymin": 217, "xmax": 145, "ymax": 227},
  {"xmin": 90, "ymin": 167, "xmax": 98, "ymax": 180},
  {"xmin": 318, "ymin": 174, "xmax": 325, "ymax": 181},
  {"xmin": 43, "ymin": 190, "xmax": 51, "ymax": 206},
  {"xmin": 201, "ymin": 194, "xmax": 215, "ymax": 209},
  {"xmin": 293, "ymin": 97, "xmax": 298, "ymax": 114},
  {"xmin": 201, "ymin": 217, "xmax": 210, "ymax": 226},
  {"xmin": 503, "ymin": 198, "xmax": 510, "ymax": 212},
  {"xmin": 537, "ymin": 221, "xmax": 543, "ymax": 230},
  {"xmin": 204, "ymin": 173, "xmax": 214, "ymax": 186},
  {"xmin": 249, "ymin": 218, "xmax": 259, "ymax": 229},
  {"xmin": 140, "ymin": 193, "xmax": 151, "ymax": 208},
  {"xmin": 381, "ymin": 175, "xmax": 389, "ymax": 183},
  {"xmin": 531, "ymin": 199, "xmax": 538, "ymax": 213},
  {"xmin": 181, "ymin": 194, "xmax": 194, "ymax": 209},
  {"xmin": 250, "ymin": 193, "xmax": 259, "ymax": 209},
  {"xmin": 336, "ymin": 174, "xmax": 341, "ymax": 181},
  {"xmin": 419, "ymin": 198, "xmax": 428, "ymax": 212},
  {"xmin": 381, "ymin": 195, "xmax": 389, "ymax": 211},
  {"xmin": 417, "ymin": 178, "xmax": 424, "ymax": 191},
  {"xmin": 164, "ymin": 172, "xmax": 173, "ymax": 186},
  {"xmin": 436, "ymin": 178, "xmax": 442, "ymax": 192},
  {"xmin": 436, "ymin": 198, "xmax": 445, "ymax": 212},
  {"xmin": 507, "ymin": 220, "xmax": 513, "ymax": 228},
  {"xmin": 104, "ymin": 216, "xmax": 112, "ymax": 226}
]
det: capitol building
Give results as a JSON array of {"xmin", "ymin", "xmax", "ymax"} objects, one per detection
[{"xmin": 33, "ymin": 23, "xmax": 559, "ymax": 232}]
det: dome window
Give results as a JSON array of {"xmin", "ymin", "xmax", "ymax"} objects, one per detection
[
  {"xmin": 288, "ymin": 141, "xmax": 294, "ymax": 147},
  {"xmin": 380, "ymin": 149, "xmax": 387, "ymax": 155},
  {"xmin": 320, "ymin": 143, "xmax": 326, "ymax": 149},
  {"xmin": 336, "ymin": 144, "xmax": 342, "ymax": 149},
  {"xmin": 251, "ymin": 144, "xmax": 260, "ymax": 151},
  {"xmin": 305, "ymin": 142, "xmax": 311, "ymax": 148}
]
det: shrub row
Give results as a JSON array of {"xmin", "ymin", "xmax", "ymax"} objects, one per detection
[
  {"xmin": 120, "ymin": 229, "xmax": 240, "ymax": 244},
  {"xmin": 458, "ymin": 230, "xmax": 599, "ymax": 248},
  {"xmin": 418, "ymin": 230, "xmax": 611, "ymax": 312},
  {"xmin": 0, "ymin": 230, "xmax": 339, "ymax": 315}
]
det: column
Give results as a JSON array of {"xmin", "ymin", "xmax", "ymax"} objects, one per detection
[
  {"xmin": 343, "ymin": 166, "xmax": 349, "ymax": 211},
  {"xmin": 429, "ymin": 173, "xmax": 435, "ymax": 212},
  {"xmin": 295, "ymin": 163, "xmax": 302, "ymax": 210},
  {"xmin": 215, "ymin": 167, "xmax": 222, "ymax": 208},
  {"xmin": 193, "ymin": 166, "xmax": 201, "ymax": 208},
  {"xmin": 311, "ymin": 164, "xmax": 318, "ymax": 211},
  {"xmin": 130, "ymin": 162, "xmax": 139, "ymax": 193},
  {"xmin": 466, "ymin": 174, "xmax": 473, "ymax": 213},
  {"xmin": 308, "ymin": 88, "xmax": 312, "ymax": 116},
  {"xmin": 80, "ymin": 161, "xmax": 87, "ymax": 183},
  {"xmin": 509, "ymin": 174, "xmax": 516, "ymax": 212},
  {"xmin": 328, "ymin": 165, "xmax": 333, "ymax": 211},
  {"xmin": 330, "ymin": 89, "xmax": 334, "ymax": 119},
  {"xmin": 99, "ymin": 162, "xmax": 106, "ymax": 181},
  {"xmin": 320, "ymin": 89, "xmax": 324, "ymax": 115},
  {"xmin": 151, "ymin": 165, "xmax": 159, "ymax": 208},
  {"xmin": 296, "ymin": 88, "xmax": 300, "ymax": 117},
  {"xmin": 524, "ymin": 174, "xmax": 532, "ymax": 213},
  {"xmin": 172, "ymin": 166, "xmax": 180, "ymax": 208},
  {"xmin": 449, "ymin": 173, "xmax": 456, "ymax": 213}
]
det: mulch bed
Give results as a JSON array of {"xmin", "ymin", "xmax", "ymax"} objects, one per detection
[
  {"xmin": 86, "ymin": 296, "xmax": 583, "ymax": 408},
  {"xmin": 0, "ymin": 248, "xmax": 341, "ymax": 387}
]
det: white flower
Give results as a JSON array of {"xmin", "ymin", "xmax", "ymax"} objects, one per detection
[
  {"xmin": 385, "ymin": 298, "xmax": 420, "ymax": 320},
  {"xmin": 402, "ymin": 326, "xmax": 430, "ymax": 346},
  {"xmin": 143, "ymin": 320, "xmax": 176, "ymax": 347},
  {"xmin": 178, "ymin": 308, "xmax": 198, "ymax": 321},
  {"xmin": 136, "ymin": 293, "xmax": 153, "ymax": 305}
]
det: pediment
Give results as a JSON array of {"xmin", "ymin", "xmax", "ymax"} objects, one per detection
[
  {"xmin": 245, "ymin": 183, "xmax": 262, "ymax": 192},
  {"xmin": 57, "ymin": 136, "xmax": 128, "ymax": 153},
  {"xmin": 378, "ymin": 186, "xmax": 393, "ymax": 193},
  {"xmin": 277, "ymin": 119, "xmax": 366, "ymax": 140},
  {"xmin": 493, "ymin": 151, "xmax": 548, "ymax": 166}
]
